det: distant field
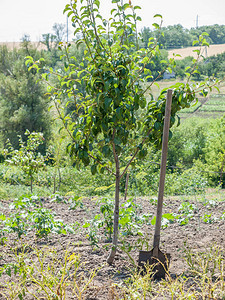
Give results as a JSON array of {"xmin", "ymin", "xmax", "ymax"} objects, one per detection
[
  {"xmin": 148, "ymin": 80, "xmax": 225, "ymax": 119},
  {"xmin": 168, "ymin": 43, "xmax": 225, "ymax": 60},
  {"xmin": 0, "ymin": 42, "xmax": 48, "ymax": 51},
  {"xmin": 179, "ymin": 94, "xmax": 225, "ymax": 118},
  {"xmin": 2, "ymin": 42, "xmax": 225, "ymax": 60}
]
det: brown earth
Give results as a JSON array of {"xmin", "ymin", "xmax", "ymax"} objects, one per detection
[{"xmin": 0, "ymin": 191, "xmax": 225, "ymax": 299}]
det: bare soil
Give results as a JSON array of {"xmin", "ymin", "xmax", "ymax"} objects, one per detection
[{"xmin": 0, "ymin": 191, "xmax": 225, "ymax": 299}]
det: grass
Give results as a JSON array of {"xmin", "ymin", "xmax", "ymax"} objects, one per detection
[
  {"xmin": 1, "ymin": 241, "xmax": 224, "ymax": 299},
  {"xmin": 199, "ymin": 105, "xmax": 225, "ymax": 112},
  {"xmin": 0, "ymin": 163, "xmax": 115, "ymax": 200},
  {"xmin": 205, "ymin": 99, "xmax": 225, "ymax": 105}
]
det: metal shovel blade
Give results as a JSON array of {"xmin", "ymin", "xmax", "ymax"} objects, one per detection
[{"xmin": 138, "ymin": 247, "xmax": 171, "ymax": 279}]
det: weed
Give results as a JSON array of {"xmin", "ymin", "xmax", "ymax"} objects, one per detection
[
  {"xmin": 4, "ymin": 212, "xmax": 28, "ymax": 239},
  {"xmin": 29, "ymin": 207, "xmax": 64, "ymax": 238},
  {"xmin": 151, "ymin": 213, "xmax": 175, "ymax": 229},
  {"xmin": 99, "ymin": 198, "xmax": 114, "ymax": 241},
  {"xmin": 182, "ymin": 243, "xmax": 225, "ymax": 299},
  {"xmin": 4, "ymin": 130, "xmax": 46, "ymax": 193},
  {"xmin": 178, "ymin": 201, "xmax": 196, "ymax": 215},
  {"xmin": 9, "ymin": 246, "xmax": 100, "ymax": 299},
  {"xmin": 50, "ymin": 193, "xmax": 66, "ymax": 203},
  {"xmin": 83, "ymin": 218, "xmax": 100, "ymax": 248},
  {"xmin": 201, "ymin": 213, "xmax": 217, "ymax": 224},
  {"xmin": 69, "ymin": 196, "xmax": 84, "ymax": 210}
]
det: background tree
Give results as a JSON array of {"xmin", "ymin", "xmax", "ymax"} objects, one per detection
[
  {"xmin": 0, "ymin": 40, "xmax": 51, "ymax": 151},
  {"xmin": 140, "ymin": 23, "xmax": 225, "ymax": 50},
  {"xmin": 41, "ymin": 23, "xmax": 67, "ymax": 67},
  {"xmin": 4, "ymin": 130, "xmax": 46, "ymax": 193}
]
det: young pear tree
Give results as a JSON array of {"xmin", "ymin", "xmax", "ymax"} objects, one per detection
[
  {"xmin": 4, "ymin": 130, "xmax": 46, "ymax": 193},
  {"xmin": 27, "ymin": 0, "xmax": 217, "ymax": 264}
]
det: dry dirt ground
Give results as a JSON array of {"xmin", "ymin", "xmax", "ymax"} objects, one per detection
[{"xmin": 0, "ymin": 190, "xmax": 225, "ymax": 299}]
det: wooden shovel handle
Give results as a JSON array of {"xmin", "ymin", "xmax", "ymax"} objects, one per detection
[{"xmin": 153, "ymin": 89, "xmax": 173, "ymax": 249}]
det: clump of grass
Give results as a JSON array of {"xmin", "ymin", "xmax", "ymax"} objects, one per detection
[
  {"xmin": 115, "ymin": 243, "xmax": 225, "ymax": 299},
  {"xmin": 1, "ymin": 244, "xmax": 101, "ymax": 300},
  {"xmin": 0, "ymin": 241, "xmax": 224, "ymax": 299}
]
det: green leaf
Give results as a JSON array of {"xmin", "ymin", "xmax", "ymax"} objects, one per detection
[
  {"xmin": 123, "ymin": 3, "xmax": 130, "ymax": 10},
  {"xmin": 152, "ymin": 23, "xmax": 160, "ymax": 29},
  {"xmin": 154, "ymin": 14, "xmax": 162, "ymax": 18},
  {"xmin": 192, "ymin": 40, "xmax": 199, "ymax": 46},
  {"xmin": 193, "ymin": 49, "xmax": 200, "ymax": 55},
  {"xmin": 94, "ymin": 0, "xmax": 100, "ymax": 8},
  {"xmin": 154, "ymin": 122, "xmax": 161, "ymax": 131},
  {"xmin": 91, "ymin": 164, "xmax": 97, "ymax": 175},
  {"xmin": 139, "ymin": 98, "xmax": 146, "ymax": 109},
  {"xmin": 162, "ymin": 213, "xmax": 175, "ymax": 221},
  {"xmin": 120, "ymin": 216, "xmax": 130, "ymax": 226},
  {"xmin": 151, "ymin": 216, "xmax": 156, "ymax": 225},
  {"xmin": 83, "ymin": 222, "xmax": 90, "ymax": 228}
]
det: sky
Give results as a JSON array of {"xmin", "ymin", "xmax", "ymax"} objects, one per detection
[{"xmin": 0, "ymin": 0, "xmax": 224, "ymax": 42}]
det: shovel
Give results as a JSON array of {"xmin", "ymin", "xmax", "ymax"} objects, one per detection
[{"xmin": 138, "ymin": 89, "xmax": 173, "ymax": 279}]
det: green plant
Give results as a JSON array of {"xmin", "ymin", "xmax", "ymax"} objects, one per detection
[
  {"xmin": 119, "ymin": 200, "xmax": 148, "ymax": 236},
  {"xmin": 9, "ymin": 194, "xmax": 37, "ymax": 211},
  {"xmin": 68, "ymin": 196, "xmax": 84, "ymax": 210},
  {"xmin": 151, "ymin": 212, "xmax": 175, "ymax": 229},
  {"xmin": 83, "ymin": 216, "xmax": 101, "ymax": 248},
  {"xmin": 27, "ymin": 0, "xmax": 218, "ymax": 264},
  {"xmin": 178, "ymin": 201, "xmax": 196, "ymax": 214},
  {"xmin": 29, "ymin": 207, "xmax": 62, "ymax": 238},
  {"xmin": 221, "ymin": 211, "xmax": 225, "ymax": 220},
  {"xmin": 201, "ymin": 213, "xmax": 217, "ymax": 224},
  {"xmin": 175, "ymin": 201, "xmax": 196, "ymax": 225},
  {"xmin": 4, "ymin": 212, "xmax": 28, "ymax": 239},
  {"xmin": 4, "ymin": 130, "xmax": 46, "ymax": 193},
  {"xmin": 0, "ymin": 213, "xmax": 8, "ymax": 245},
  {"xmin": 50, "ymin": 193, "xmax": 66, "ymax": 203},
  {"xmin": 99, "ymin": 198, "xmax": 114, "ymax": 242}
]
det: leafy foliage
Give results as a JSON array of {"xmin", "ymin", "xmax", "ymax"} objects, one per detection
[
  {"xmin": 25, "ymin": 0, "xmax": 219, "ymax": 263},
  {"xmin": 0, "ymin": 42, "xmax": 51, "ymax": 150},
  {"xmin": 140, "ymin": 24, "xmax": 225, "ymax": 50},
  {"xmin": 4, "ymin": 130, "xmax": 46, "ymax": 193}
]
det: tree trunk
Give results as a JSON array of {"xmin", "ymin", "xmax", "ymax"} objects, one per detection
[
  {"xmin": 57, "ymin": 167, "xmax": 62, "ymax": 191},
  {"xmin": 30, "ymin": 176, "xmax": 33, "ymax": 193},
  {"xmin": 53, "ymin": 175, "xmax": 56, "ymax": 194},
  {"xmin": 107, "ymin": 149, "xmax": 120, "ymax": 264},
  {"xmin": 124, "ymin": 171, "xmax": 129, "ymax": 201}
]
